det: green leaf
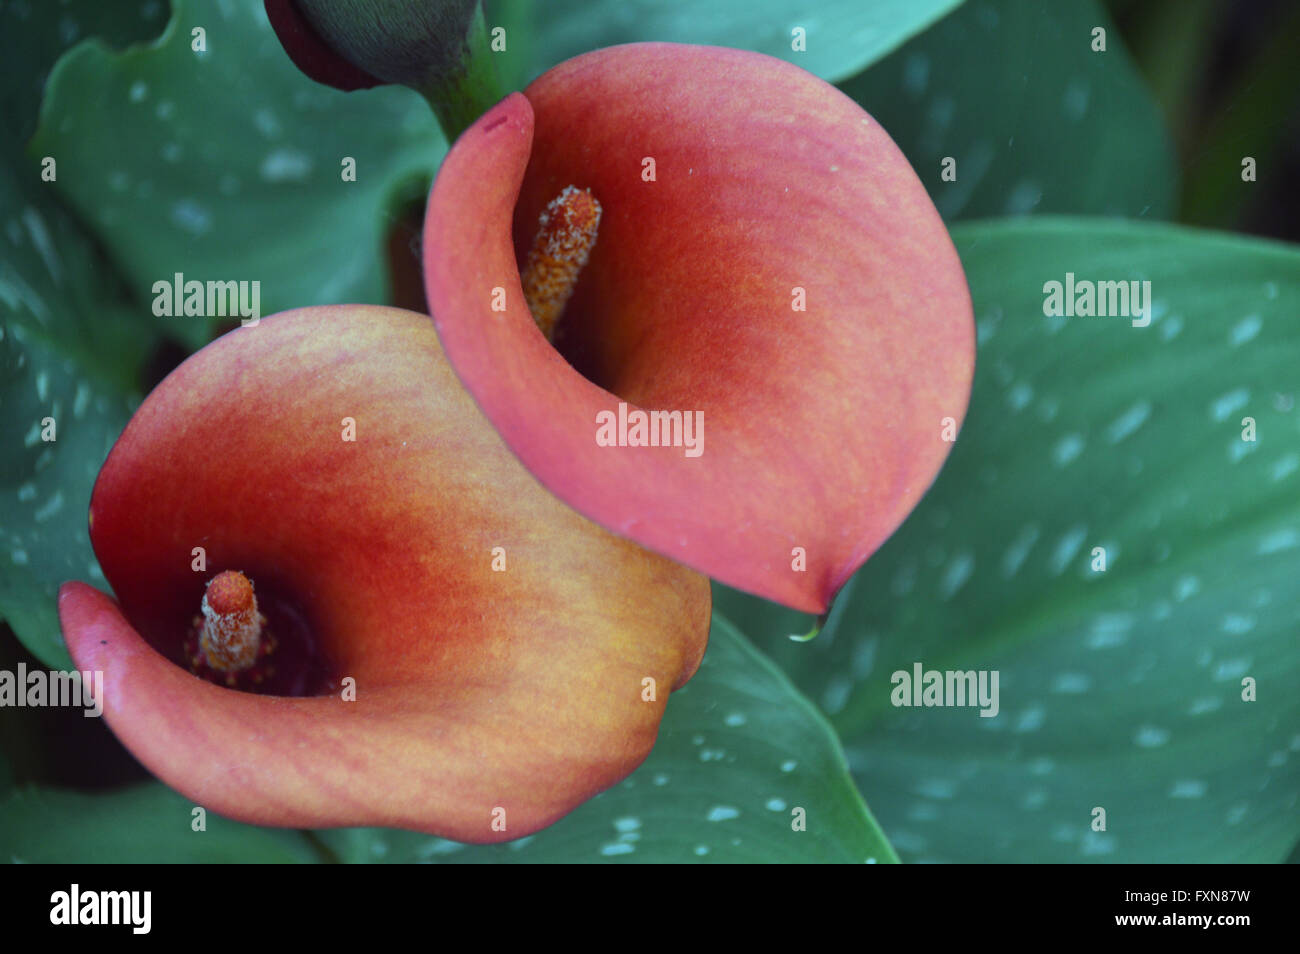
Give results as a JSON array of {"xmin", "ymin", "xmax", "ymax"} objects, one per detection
[
  {"xmin": 838, "ymin": 0, "xmax": 1176, "ymax": 221},
  {"xmin": 717, "ymin": 218, "xmax": 1300, "ymax": 862},
  {"xmin": 512, "ymin": 0, "xmax": 964, "ymax": 86},
  {"xmin": 0, "ymin": 305, "xmax": 136, "ymax": 671},
  {"xmin": 30, "ymin": 0, "xmax": 444, "ymax": 349},
  {"xmin": 0, "ymin": 0, "xmax": 169, "ymax": 144},
  {"xmin": 0, "ymin": 781, "xmax": 321, "ymax": 862},
  {"xmin": 1, "ymin": 0, "xmax": 162, "ymax": 669},
  {"xmin": 320, "ymin": 615, "xmax": 897, "ymax": 863}
]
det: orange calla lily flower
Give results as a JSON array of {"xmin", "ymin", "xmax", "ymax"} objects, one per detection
[
  {"xmin": 60, "ymin": 305, "xmax": 710, "ymax": 842},
  {"xmin": 423, "ymin": 43, "xmax": 975, "ymax": 614}
]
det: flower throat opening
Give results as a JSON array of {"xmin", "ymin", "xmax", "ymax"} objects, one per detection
[{"xmin": 184, "ymin": 569, "xmax": 337, "ymax": 696}]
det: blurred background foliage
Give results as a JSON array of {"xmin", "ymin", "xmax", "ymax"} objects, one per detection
[
  {"xmin": 1105, "ymin": 0, "xmax": 1300, "ymax": 239},
  {"xmin": 1, "ymin": 0, "xmax": 1297, "ymax": 862}
]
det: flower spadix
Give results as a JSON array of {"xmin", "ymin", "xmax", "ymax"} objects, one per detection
[
  {"xmin": 60, "ymin": 305, "xmax": 710, "ymax": 842},
  {"xmin": 423, "ymin": 43, "xmax": 975, "ymax": 614}
]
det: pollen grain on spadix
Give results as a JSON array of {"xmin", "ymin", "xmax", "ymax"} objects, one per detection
[{"xmin": 521, "ymin": 185, "xmax": 601, "ymax": 341}]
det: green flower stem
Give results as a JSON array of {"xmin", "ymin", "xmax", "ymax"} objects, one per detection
[{"xmin": 417, "ymin": 4, "xmax": 505, "ymax": 143}]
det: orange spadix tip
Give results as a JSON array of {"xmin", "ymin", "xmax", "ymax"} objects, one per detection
[
  {"xmin": 521, "ymin": 185, "xmax": 602, "ymax": 341},
  {"xmin": 204, "ymin": 570, "xmax": 256, "ymax": 616}
]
